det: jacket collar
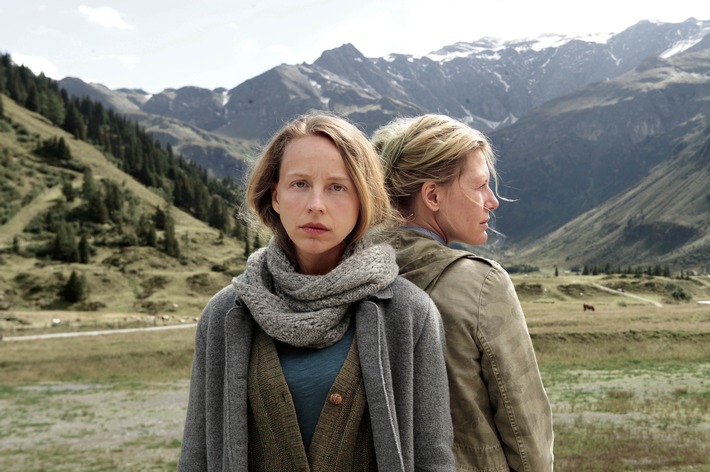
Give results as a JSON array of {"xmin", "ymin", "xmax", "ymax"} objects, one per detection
[{"xmin": 390, "ymin": 229, "xmax": 471, "ymax": 291}]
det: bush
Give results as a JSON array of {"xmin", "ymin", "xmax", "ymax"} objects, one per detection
[
  {"xmin": 62, "ymin": 270, "xmax": 88, "ymax": 303},
  {"xmin": 667, "ymin": 284, "xmax": 691, "ymax": 301},
  {"xmin": 506, "ymin": 263, "xmax": 539, "ymax": 274}
]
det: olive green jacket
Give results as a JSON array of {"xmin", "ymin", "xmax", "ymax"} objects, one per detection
[{"xmin": 388, "ymin": 230, "xmax": 554, "ymax": 472}]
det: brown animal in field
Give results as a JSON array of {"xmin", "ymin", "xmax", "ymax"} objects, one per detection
[{"xmin": 583, "ymin": 303, "xmax": 595, "ymax": 311}]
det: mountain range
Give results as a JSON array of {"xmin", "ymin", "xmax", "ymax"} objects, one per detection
[{"xmin": 52, "ymin": 18, "xmax": 710, "ymax": 271}]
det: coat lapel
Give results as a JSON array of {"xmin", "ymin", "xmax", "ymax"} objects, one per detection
[
  {"xmin": 355, "ymin": 288, "xmax": 406, "ymax": 472},
  {"xmin": 223, "ymin": 302, "xmax": 254, "ymax": 471}
]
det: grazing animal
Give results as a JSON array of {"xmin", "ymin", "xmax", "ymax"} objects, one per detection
[{"xmin": 583, "ymin": 303, "xmax": 595, "ymax": 312}]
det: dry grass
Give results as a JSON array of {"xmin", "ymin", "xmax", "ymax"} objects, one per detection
[
  {"xmin": 0, "ymin": 328, "xmax": 195, "ymax": 384},
  {"xmin": 517, "ymin": 275, "xmax": 710, "ymax": 471},
  {"xmin": 1, "ymin": 274, "xmax": 709, "ymax": 471}
]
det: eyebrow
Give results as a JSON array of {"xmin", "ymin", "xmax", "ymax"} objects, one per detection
[{"xmin": 282, "ymin": 172, "xmax": 353, "ymax": 184}]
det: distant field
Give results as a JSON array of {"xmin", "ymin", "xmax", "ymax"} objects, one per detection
[{"xmin": 1, "ymin": 274, "xmax": 709, "ymax": 471}]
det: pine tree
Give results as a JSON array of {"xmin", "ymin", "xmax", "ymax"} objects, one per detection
[
  {"xmin": 62, "ymin": 181, "xmax": 76, "ymax": 202},
  {"xmin": 25, "ymin": 82, "xmax": 40, "ymax": 112},
  {"xmin": 63, "ymin": 270, "xmax": 88, "ymax": 303},
  {"xmin": 147, "ymin": 226, "xmax": 157, "ymax": 247},
  {"xmin": 5, "ymin": 64, "xmax": 26, "ymax": 103},
  {"xmin": 57, "ymin": 137, "xmax": 71, "ymax": 160},
  {"xmin": 79, "ymin": 233, "xmax": 91, "ymax": 263},
  {"xmin": 193, "ymin": 184, "xmax": 210, "ymax": 220},
  {"xmin": 163, "ymin": 217, "xmax": 180, "ymax": 258},
  {"xmin": 208, "ymin": 195, "xmax": 230, "ymax": 231},
  {"xmin": 82, "ymin": 168, "xmax": 97, "ymax": 200},
  {"xmin": 62, "ymin": 100, "xmax": 86, "ymax": 139},
  {"xmin": 43, "ymin": 92, "xmax": 65, "ymax": 125},
  {"xmin": 0, "ymin": 57, "xmax": 5, "ymax": 94},
  {"xmin": 52, "ymin": 221, "xmax": 79, "ymax": 262},
  {"xmin": 154, "ymin": 206, "xmax": 167, "ymax": 230},
  {"xmin": 103, "ymin": 180, "xmax": 124, "ymax": 222},
  {"xmin": 86, "ymin": 190, "xmax": 109, "ymax": 224}
]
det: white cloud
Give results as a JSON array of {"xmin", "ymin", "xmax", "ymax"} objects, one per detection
[
  {"xmin": 77, "ymin": 6, "xmax": 134, "ymax": 30},
  {"xmin": 235, "ymin": 39, "xmax": 259, "ymax": 54},
  {"xmin": 117, "ymin": 55, "xmax": 140, "ymax": 69},
  {"xmin": 117, "ymin": 55, "xmax": 141, "ymax": 70},
  {"xmin": 12, "ymin": 54, "xmax": 61, "ymax": 80}
]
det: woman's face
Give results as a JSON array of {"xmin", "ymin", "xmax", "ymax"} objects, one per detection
[
  {"xmin": 436, "ymin": 149, "xmax": 499, "ymax": 246},
  {"xmin": 272, "ymin": 134, "xmax": 360, "ymax": 275}
]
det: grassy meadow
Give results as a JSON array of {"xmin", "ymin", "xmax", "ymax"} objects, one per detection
[{"xmin": 1, "ymin": 273, "xmax": 709, "ymax": 471}]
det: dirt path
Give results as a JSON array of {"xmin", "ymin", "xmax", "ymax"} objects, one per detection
[
  {"xmin": 0, "ymin": 182, "xmax": 69, "ymax": 248},
  {"xmin": 592, "ymin": 283, "xmax": 663, "ymax": 307},
  {"xmin": 2, "ymin": 323, "xmax": 197, "ymax": 342}
]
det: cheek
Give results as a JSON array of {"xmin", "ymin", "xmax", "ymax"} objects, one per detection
[
  {"xmin": 339, "ymin": 194, "xmax": 360, "ymax": 212},
  {"xmin": 271, "ymin": 184, "xmax": 281, "ymax": 214}
]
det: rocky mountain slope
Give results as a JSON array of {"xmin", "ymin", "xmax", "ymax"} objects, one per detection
[
  {"xmin": 38, "ymin": 18, "xmax": 710, "ymax": 271},
  {"xmin": 490, "ymin": 40, "xmax": 710, "ymax": 247},
  {"xmin": 61, "ymin": 18, "xmax": 709, "ymax": 140}
]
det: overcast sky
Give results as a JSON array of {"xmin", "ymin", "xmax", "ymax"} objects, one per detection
[{"xmin": 2, "ymin": 1, "xmax": 709, "ymax": 94}]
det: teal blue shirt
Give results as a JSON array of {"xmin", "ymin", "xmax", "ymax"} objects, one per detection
[{"xmin": 275, "ymin": 320, "xmax": 355, "ymax": 451}]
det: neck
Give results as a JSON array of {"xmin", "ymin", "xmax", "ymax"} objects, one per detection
[
  {"xmin": 296, "ymin": 243, "xmax": 347, "ymax": 275},
  {"xmin": 402, "ymin": 223, "xmax": 446, "ymax": 245}
]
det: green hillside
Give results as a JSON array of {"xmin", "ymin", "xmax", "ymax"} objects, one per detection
[
  {"xmin": 510, "ymin": 123, "xmax": 710, "ymax": 273},
  {"xmin": 0, "ymin": 90, "xmax": 253, "ymax": 334}
]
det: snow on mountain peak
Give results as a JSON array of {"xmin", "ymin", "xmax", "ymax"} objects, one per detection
[{"xmin": 424, "ymin": 32, "xmax": 615, "ymax": 63}]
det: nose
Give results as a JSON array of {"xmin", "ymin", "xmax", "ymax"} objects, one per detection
[
  {"xmin": 486, "ymin": 190, "xmax": 499, "ymax": 211},
  {"xmin": 307, "ymin": 190, "xmax": 325, "ymax": 213}
]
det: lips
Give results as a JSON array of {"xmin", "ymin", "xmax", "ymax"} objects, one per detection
[{"xmin": 301, "ymin": 222, "xmax": 328, "ymax": 235}]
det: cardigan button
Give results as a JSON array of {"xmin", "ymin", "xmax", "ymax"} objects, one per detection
[{"xmin": 329, "ymin": 393, "xmax": 343, "ymax": 405}]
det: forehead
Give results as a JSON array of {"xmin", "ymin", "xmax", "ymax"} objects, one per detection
[
  {"xmin": 280, "ymin": 134, "xmax": 349, "ymax": 176},
  {"xmin": 461, "ymin": 149, "xmax": 489, "ymax": 178}
]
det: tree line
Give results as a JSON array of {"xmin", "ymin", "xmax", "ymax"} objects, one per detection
[
  {"xmin": 575, "ymin": 263, "xmax": 694, "ymax": 279},
  {"xmin": 0, "ymin": 52, "xmax": 249, "ymax": 245},
  {"xmin": 1, "ymin": 53, "xmax": 263, "ymax": 304}
]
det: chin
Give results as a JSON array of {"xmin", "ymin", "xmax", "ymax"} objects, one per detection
[{"xmin": 468, "ymin": 234, "xmax": 487, "ymax": 246}]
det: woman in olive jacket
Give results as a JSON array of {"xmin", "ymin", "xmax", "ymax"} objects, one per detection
[
  {"xmin": 179, "ymin": 112, "xmax": 454, "ymax": 471},
  {"xmin": 373, "ymin": 114, "xmax": 554, "ymax": 472}
]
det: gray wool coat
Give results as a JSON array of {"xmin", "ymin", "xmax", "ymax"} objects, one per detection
[{"xmin": 178, "ymin": 276, "xmax": 455, "ymax": 472}]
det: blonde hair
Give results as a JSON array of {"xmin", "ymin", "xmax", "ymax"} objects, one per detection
[
  {"xmin": 245, "ymin": 111, "xmax": 396, "ymax": 264},
  {"xmin": 371, "ymin": 114, "xmax": 500, "ymax": 218}
]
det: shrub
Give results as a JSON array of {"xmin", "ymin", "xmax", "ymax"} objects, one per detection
[{"xmin": 62, "ymin": 270, "xmax": 88, "ymax": 303}]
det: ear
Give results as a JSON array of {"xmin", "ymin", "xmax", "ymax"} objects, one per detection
[
  {"xmin": 420, "ymin": 181, "xmax": 442, "ymax": 212},
  {"xmin": 271, "ymin": 183, "xmax": 281, "ymax": 214}
]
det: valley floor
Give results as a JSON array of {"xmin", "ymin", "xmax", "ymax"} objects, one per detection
[{"xmin": 1, "ymin": 275, "xmax": 709, "ymax": 471}]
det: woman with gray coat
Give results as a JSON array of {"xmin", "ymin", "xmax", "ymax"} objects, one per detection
[{"xmin": 178, "ymin": 112, "xmax": 455, "ymax": 471}]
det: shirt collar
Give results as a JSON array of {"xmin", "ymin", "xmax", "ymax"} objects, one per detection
[{"xmin": 401, "ymin": 225, "xmax": 446, "ymax": 245}]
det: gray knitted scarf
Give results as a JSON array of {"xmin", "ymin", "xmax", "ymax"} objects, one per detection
[{"xmin": 232, "ymin": 237, "xmax": 398, "ymax": 348}]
